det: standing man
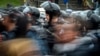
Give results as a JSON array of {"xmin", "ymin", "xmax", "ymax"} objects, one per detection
[
  {"xmin": 40, "ymin": 1, "xmax": 61, "ymax": 54},
  {"xmin": 63, "ymin": 0, "xmax": 69, "ymax": 9}
]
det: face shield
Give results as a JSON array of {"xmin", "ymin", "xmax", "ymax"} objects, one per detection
[{"xmin": 37, "ymin": 8, "xmax": 46, "ymax": 26}]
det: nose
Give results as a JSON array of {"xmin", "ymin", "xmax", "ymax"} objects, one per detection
[{"xmin": 59, "ymin": 29, "xmax": 64, "ymax": 35}]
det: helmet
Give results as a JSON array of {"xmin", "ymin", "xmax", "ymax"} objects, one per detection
[
  {"xmin": 23, "ymin": 6, "xmax": 40, "ymax": 20},
  {"xmin": 40, "ymin": 1, "xmax": 61, "ymax": 27},
  {"xmin": 87, "ymin": 10, "xmax": 94, "ymax": 18},
  {"xmin": 60, "ymin": 10, "xmax": 69, "ymax": 18},
  {"xmin": 88, "ymin": 14, "xmax": 100, "ymax": 29},
  {"xmin": 30, "ymin": 7, "xmax": 40, "ymax": 20},
  {"xmin": 40, "ymin": 1, "xmax": 60, "ymax": 16}
]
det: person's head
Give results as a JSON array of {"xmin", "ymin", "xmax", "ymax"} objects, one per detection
[
  {"xmin": 40, "ymin": 1, "xmax": 61, "ymax": 26},
  {"xmin": 15, "ymin": 13, "xmax": 29, "ymax": 37},
  {"xmin": 53, "ymin": 15, "xmax": 88, "ymax": 43},
  {"xmin": 2, "ymin": 14, "xmax": 16, "ymax": 25},
  {"xmin": 1, "ymin": 11, "xmax": 18, "ymax": 31},
  {"xmin": 2, "ymin": 8, "xmax": 21, "ymax": 26},
  {"xmin": 0, "ymin": 38, "xmax": 42, "ymax": 56},
  {"xmin": 23, "ymin": 7, "xmax": 40, "ymax": 25}
]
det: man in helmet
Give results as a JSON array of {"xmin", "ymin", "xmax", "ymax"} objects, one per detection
[
  {"xmin": 40, "ymin": 1, "xmax": 61, "ymax": 27},
  {"xmin": 23, "ymin": 7, "xmax": 50, "ymax": 55},
  {"xmin": 23, "ymin": 7, "xmax": 40, "ymax": 25},
  {"xmin": 40, "ymin": 1, "xmax": 61, "ymax": 54},
  {"xmin": 0, "ymin": 10, "xmax": 18, "ymax": 41}
]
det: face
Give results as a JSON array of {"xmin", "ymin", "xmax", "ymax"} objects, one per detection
[
  {"xmin": 54, "ymin": 23, "xmax": 80, "ymax": 43},
  {"xmin": 2, "ymin": 16, "xmax": 9, "ymax": 26},
  {"xmin": 27, "ymin": 14, "xmax": 35, "ymax": 25},
  {"xmin": 45, "ymin": 14, "xmax": 59, "ymax": 25},
  {"xmin": 51, "ymin": 16, "xmax": 59, "ymax": 25}
]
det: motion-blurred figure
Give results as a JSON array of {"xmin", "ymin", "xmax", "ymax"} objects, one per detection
[{"xmin": 0, "ymin": 38, "xmax": 42, "ymax": 56}]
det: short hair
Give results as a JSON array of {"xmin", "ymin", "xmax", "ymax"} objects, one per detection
[{"xmin": 53, "ymin": 14, "xmax": 89, "ymax": 35}]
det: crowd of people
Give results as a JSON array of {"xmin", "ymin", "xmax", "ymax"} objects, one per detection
[{"xmin": 0, "ymin": 1, "xmax": 100, "ymax": 56}]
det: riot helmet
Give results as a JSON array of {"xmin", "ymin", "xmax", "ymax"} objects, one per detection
[
  {"xmin": 40, "ymin": 1, "xmax": 60, "ymax": 17},
  {"xmin": 40, "ymin": 1, "xmax": 61, "ymax": 26},
  {"xmin": 23, "ymin": 6, "xmax": 40, "ymax": 24}
]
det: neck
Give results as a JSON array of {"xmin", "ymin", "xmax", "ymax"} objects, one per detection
[{"xmin": 27, "ymin": 23, "xmax": 32, "ymax": 30}]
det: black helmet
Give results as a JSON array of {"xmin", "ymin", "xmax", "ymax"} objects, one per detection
[
  {"xmin": 88, "ymin": 14, "xmax": 100, "ymax": 29},
  {"xmin": 60, "ymin": 10, "xmax": 70, "ymax": 18},
  {"xmin": 30, "ymin": 7, "xmax": 40, "ymax": 20},
  {"xmin": 40, "ymin": 1, "xmax": 60, "ymax": 27},
  {"xmin": 87, "ymin": 10, "xmax": 94, "ymax": 18},
  {"xmin": 3, "ymin": 9, "xmax": 21, "ymax": 23},
  {"xmin": 23, "ymin": 7, "xmax": 40, "ymax": 20},
  {"xmin": 40, "ymin": 1, "xmax": 61, "ymax": 17}
]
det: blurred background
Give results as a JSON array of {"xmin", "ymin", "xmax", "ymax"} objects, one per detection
[{"xmin": 0, "ymin": 0, "xmax": 93, "ymax": 10}]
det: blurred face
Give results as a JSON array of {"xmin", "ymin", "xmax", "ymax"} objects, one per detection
[
  {"xmin": 2, "ymin": 16, "xmax": 9, "ymax": 26},
  {"xmin": 1, "ymin": 16, "xmax": 16, "ymax": 31},
  {"xmin": 54, "ymin": 23, "xmax": 80, "ymax": 43},
  {"xmin": 51, "ymin": 16, "xmax": 59, "ymax": 25},
  {"xmin": 27, "ymin": 14, "xmax": 35, "ymax": 25},
  {"xmin": 45, "ymin": 14, "xmax": 59, "ymax": 25}
]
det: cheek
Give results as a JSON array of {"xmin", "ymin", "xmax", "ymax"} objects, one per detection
[
  {"xmin": 2, "ymin": 19, "xmax": 7, "ymax": 25},
  {"xmin": 45, "ymin": 15, "xmax": 49, "ymax": 22},
  {"xmin": 52, "ymin": 18, "xmax": 58, "ymax": 22},
  {"xmin": 60, "ymin": 34, "xmax": 75, "ymax": 40},
  {"xmin": 56, "ymin": 31, "xmax": 79, "ymax": 42},
  {"xmin": 59, "ymin": 31, "xmax": 79, "ymax": 36}
]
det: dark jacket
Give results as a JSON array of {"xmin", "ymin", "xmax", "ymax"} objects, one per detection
[
  {"xmin": 26, "ymin": 26, "xmax": 50, "ymax": 55},
  {"xmin": 53, "ymin": 36, "xmax": 95, "ymax": 56}
]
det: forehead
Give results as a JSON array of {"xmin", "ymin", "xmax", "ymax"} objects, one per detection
[
  {"xmin": 62, "ymin": 23, "xmax": 76, "ymax": 28},
  {"xmin": 54, "ymin": 22, "xmax": 76, "ymax": 28}
]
